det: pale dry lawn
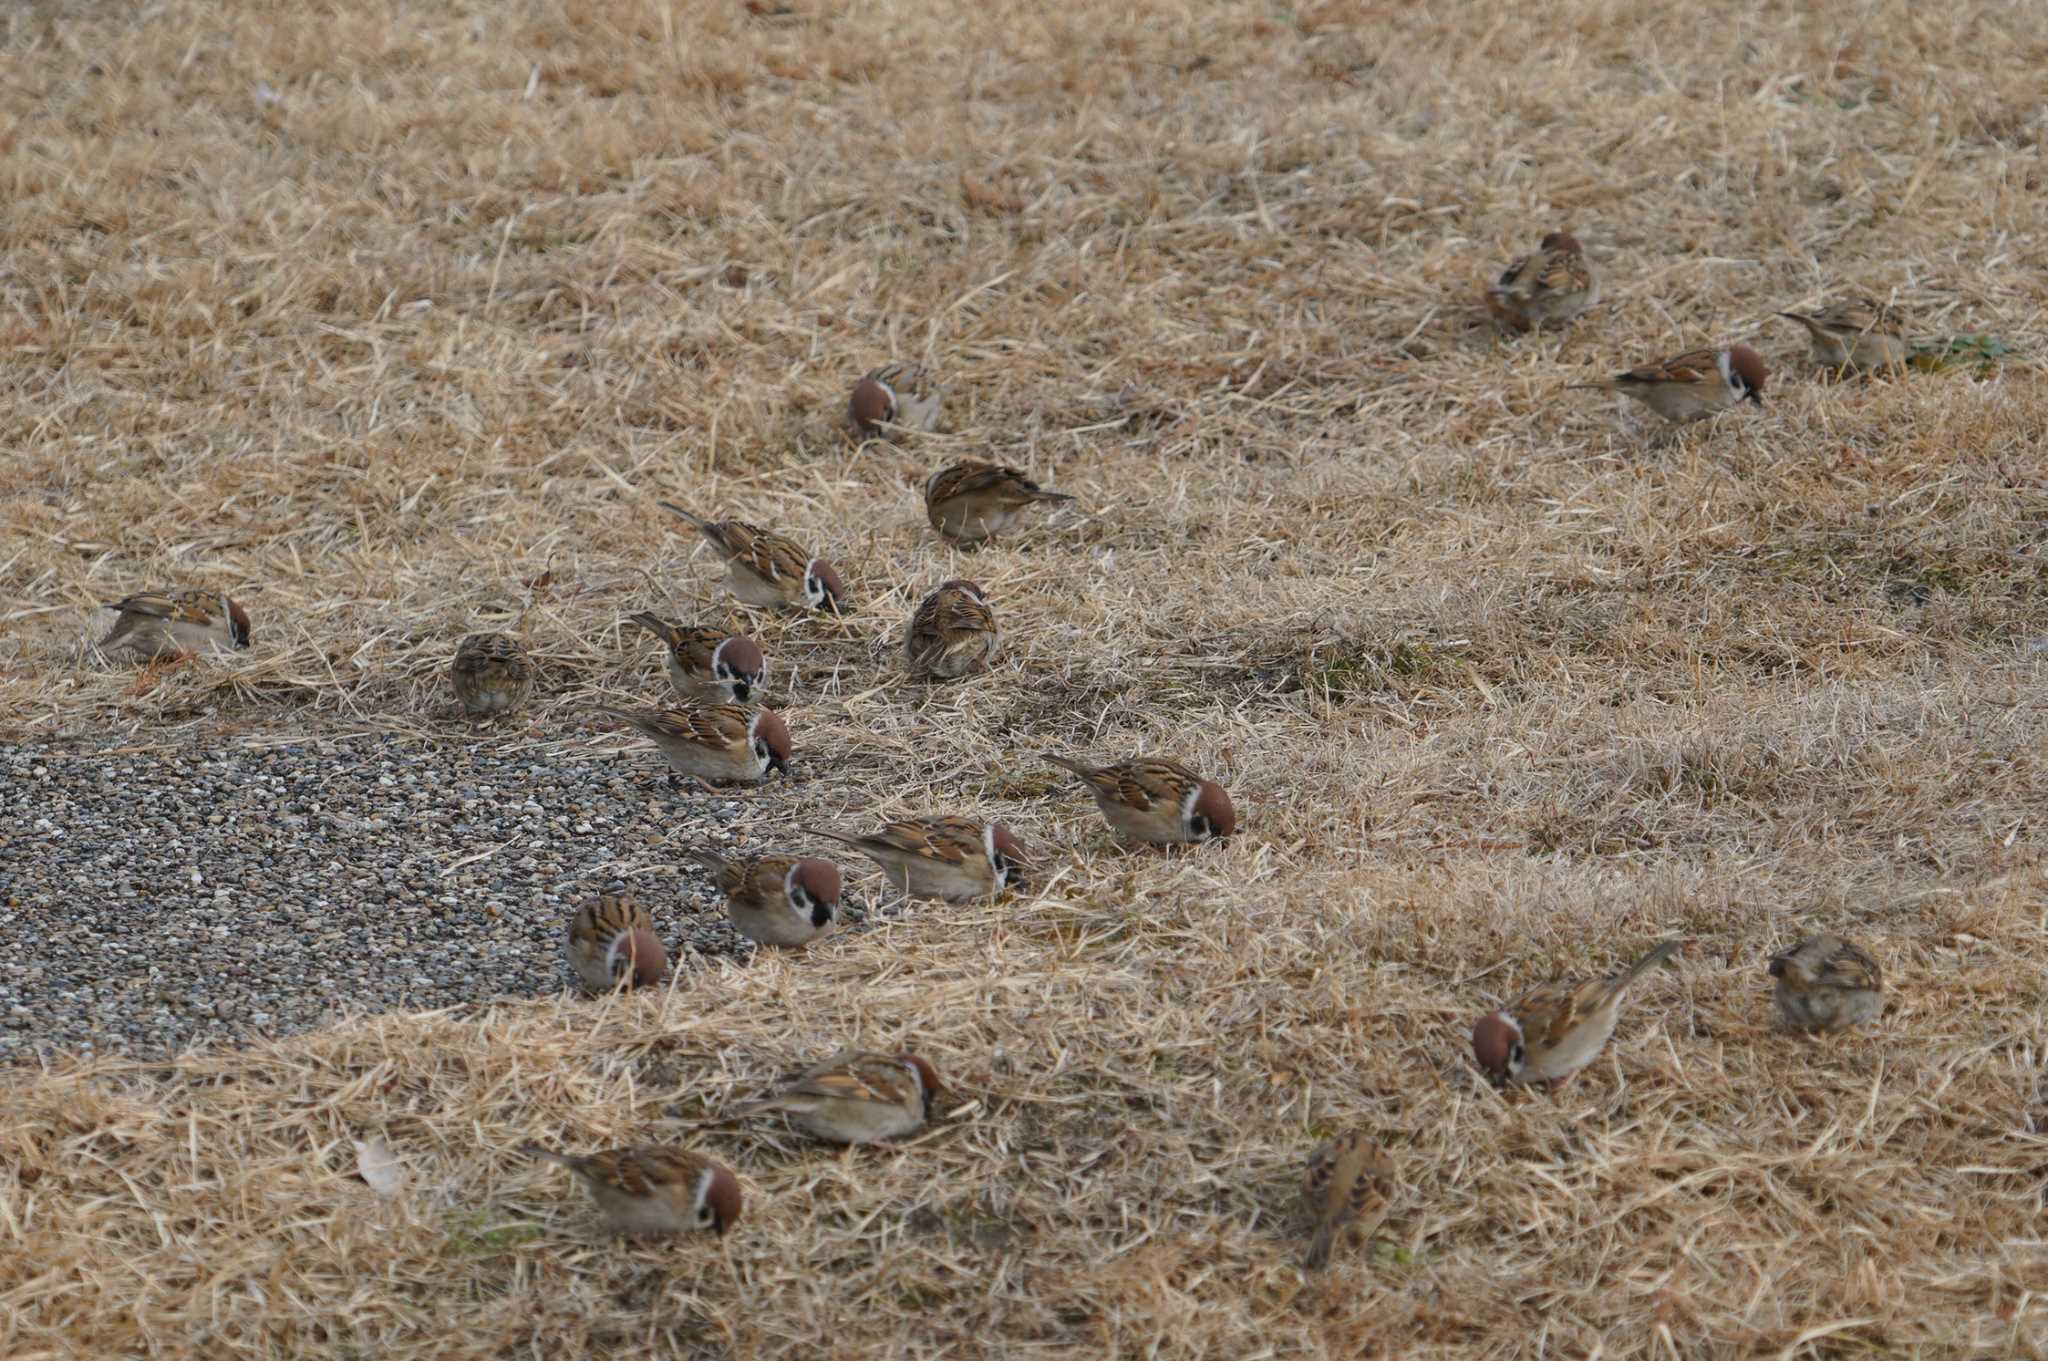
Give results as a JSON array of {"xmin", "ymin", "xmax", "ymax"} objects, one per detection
[{"xmin": 4, "ymin": 0, "xmax": 2048, "ymax": 1356}]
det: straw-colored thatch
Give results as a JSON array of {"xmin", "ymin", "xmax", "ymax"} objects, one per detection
[{"xmin": 4, "ymin": 0, "xmax": 2047, "ymax": 1355}]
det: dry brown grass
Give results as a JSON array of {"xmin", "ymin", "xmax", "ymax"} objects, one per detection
[{"xmin": 6, "ymin": 0, "xmax": 2048, "ymax": 1354}]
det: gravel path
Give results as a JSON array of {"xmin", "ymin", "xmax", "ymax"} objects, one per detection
[{"xmin": 0, "ymin": 736, "xmax": 766, "ymax": 1063}]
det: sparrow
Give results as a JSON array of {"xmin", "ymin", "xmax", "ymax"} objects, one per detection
[
  {"xmin": 806, "ymin": 815, "xmax": 1028, "ymax": 902},
  {"xmin": 1568, "ymin": 345, "xmax": 1767, "ymax": 424},
  {"xmin": 1768, "ymin": 934, "xmax": 1885, "ymax": 1033},
  {"xmin": 626, "ymin": 612, "xmax": 766, "ymax": 705},
  {"xmin": 1776, "ymin": 298, "xmax": 1910, "ymax": 372},
  {"xmin": 1485, "ymin": 231, "xmax": 1599, "ymax": 334},
  {"xmin": 659, "ymin": 502, "xmax": 847, "ymax": 614},
  {"xmin": 523, "ymin": 1144, "xmax": 742, "ymax": 1236},
  {"xmin": 687, "ymin": 848, "xmax": 843, "ymax": 948},
  {"xmin": 597, "ymin": 703, "xmax": 793, "ymax": 785},
  {"xmin": 565, "ymin": 893, "xmax": 669, "ymax": 992},
  {"xmin": 98, "ymin": 589, "xmax": 251, "ymax": 660},
  {"xmin": 1302, "ymin": 1130, "xmax": 1395, "ymax": 1269},
  {"xmin": 848, "ymin": 361, "xmax": 943, "ymax": 437},
  {"xmin": 924, "ymin": 460, "xmax": 1075, "ymax": 543},
  {"xmin": 906, "ymin": 579, "xmax": 1000, "ymax": 680},
  {"xmin": 1043, "ymin": 754, "xmax": 1236, "ymax": 845},
  {"xmin": 1471, "ymin": 939, "xmax": 1681, "ymax": 1087},
  {"xmin": 729, "ymin": 1051, "xmax": 942, "ymax": 1144},
  {"xmin": 449, "ymin": 632, "xmax": 535, "ymax": 718}
]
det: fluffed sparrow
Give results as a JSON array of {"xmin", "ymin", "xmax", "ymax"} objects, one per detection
[
  {"xmin": 524, "ymin": 1144, "xmax": 742, "ymax": 1236},
  {"xmin": 659, "ymin": 502, "xmax": 847, "ymax": 614},
  {"xmin": 688, "ymin": 849, "xmax": 843, "ymax": 948},
  {"xmin": 1485, "ymin": 231, "xmax": 1599, "ymax": 334},
  {"xmin": 806, "ymin": 815, "xmax": 1028, "ymax": 902},
  {"xmin": 906, "ymin": 579, "xmax": 1000, "ymax": 680},
  {"xmin": 924, "ymin": 460, "xmax": 1075, "ymax": 543},
  {"xmin": 566, "ymin": 893, "xmax": 669, "ymax": 993},
  {"xmin": 1043, "ymin": 754, "xmax": 1236, "ymax": 846},
  {"xmin": 626, "ymin": 612, "xmax": 766, "ymax": 705},
  {"xmin": 849, "ymin": 361, "xmax": 943, "ymax": 437},
  {"xmin": 730, "ymin": 1051, "xmax": 942, "ymax": 1144},
  {"xmin": 1471, "ymin": 939, "xmax": 1681, "ymax": 1087},
  {"xmin": 1768, "ymin": 934, "xmax": 1884, "ymax": 1033},
  {"xmin": 98, "ymin": 589, "xmax": 251, "ymax": 659},
  {"xmin": 1569, "ymin": 345, "xmax": 1766, "ymax": 424},
  {"xmin": 449, "ymin": 632, "xmax": 535, "ymax": 718},
  {"xmin": 597, "ymin": 703, "xmax": 793, "ymax": 785},
  {"xmin": 1776, "ymin": 298, "xmax": 1910, "ymax": 372},
  {"xmin": 1302, "ymin": 1130, "xmax": 1395, "ymax": 1269}
]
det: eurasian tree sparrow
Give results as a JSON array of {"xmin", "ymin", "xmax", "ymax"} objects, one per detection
[
  {"xmin": 1471, "ymin": 940, "xmax": 1681, "ymax": 1087},
  {"xmin": 566, "ymin": 894, "xmax": 669, "ymax": 993},
  {"xmin": 1776, "ymin": 298, "xmax": 1910, "ymax": 372},
  {"xmin": 1302, "ymin": 1130, "xmax": 1395, "ymax": 1269},
  {"xmin": 849, "ymin": 362, "xmax": 943, "ymax": 437},
  {"xmin": 1769, "ymin": 934, "xmax": 1885, "ymax": 1033},
  {"xmin": 806, "ymin": 816, "xmax": 1028, "ymax": 901},
  {"xmin": 688, "ymin": 849, "xmax": 843, "ymax": 948},
  {"xmin": 907, "ymin": 579, "xmax": 1000, "ymax": 680},
  {"xmin": 729, "ymin": 1051, "xmax": 942, "ymax": 1144},
  {"xmin": 597, "ymin": 703, "xmax": 793, "ymax": 785},
  {"xmin": 98, "ymin": 589, "xmax": 251, "ymax": 659},
  {"xmin": 626, "ymin": 612, "xmax": 766, "ymax": 705},
  {"xmin": 523, "ymin": 1144, "xmax": 742, "ymax": 1236},
  {"xmin": 1569, "ymin": 345, "xmax": 1766, "ymax": 424},
  {"xmin": 659, "ymin": 502, "xmax": 847, "ymax": 614},
  {"xmin": 1485, "ymin": 231, "xmax": 1599, "ymax": 334},
  {"xmin": 450, "ymin": 632, "xmax": 535, "ymax": 718},
  {"xmin": 1043, "ymin": 754, "xmax": 1236, "ymax": 845},
  {"xmin": 924, "ymin": 460, "xmax": 1075, "ymax": 543}
]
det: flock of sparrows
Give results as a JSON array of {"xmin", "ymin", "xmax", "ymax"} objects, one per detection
[{"xmin": 90, "ymin": 263, "xmax": 1901, "ymax": 1264}]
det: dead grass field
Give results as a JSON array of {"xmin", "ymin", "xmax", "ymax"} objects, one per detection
[{"xmin": 5, "ymin": 0, "xmax": 2048, "ymax": 1355}]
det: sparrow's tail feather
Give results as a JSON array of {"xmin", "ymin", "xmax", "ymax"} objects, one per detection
[
  {"xmin": 1041, "ymin": 754, "xmax": 1096, "ymax": 778},
  {"xmin": 1304, "ymin": 1225, "xmax": 1337, "ymax": 1270},
  {"xmin": 1030, "ymin": 490, "xmax": 1077, "ymax": 504},
  {"xmin": 521, "ymin": 1144, "xmax": 577, "ymax": 1169},
  {"xmin": 1616, "ymin": 939, "xmax": 1682, "ymax": 988},
  {"xmin": 1565, "ymin": 380, "xmax": 1618, "ymax": 391},
  {"xmin": 625, "ymin": 611, "xmax": 679, "ymax": 642},
  {"xmin": 802, "ymin": 825, "xmax": 862, "ymax": 850},
  {"xmin": 658, "ymin": 501, "xmax": 710, "ymax": 530},
  {"xmin": 1776, "ymin": 311, "xmax": 1822, "ymax": 329}
]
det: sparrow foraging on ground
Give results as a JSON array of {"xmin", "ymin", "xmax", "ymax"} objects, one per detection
[
  {"xmin": 1776, "ymin": 298, "xmax": 1910, "ymax": 372},
  {"xmin": 626, "ymin": 613, "xmax": 766, "ymax": 705},
  {"xmin": 659, "ymin": 502, "xmax": 847, "ymax": 614},
  {"xmin": 729, "ymin": 1051, "xmax": 942, "ymax": 1144},
  {"xmin": 924, "ymin": 460, "xmax": 1075, "ymax": 543},
  {"xmin": 687, "ymin": 849, "xmax": 843, "ymax": 948},
  {"xmin": 849, "ymin": 362, "xmax": 944, "ymax": 437},
  {"xmin": 1569, "ymin": 345, "xmax": 1766, "ymax": 424},
  {"xmin": 449, "ymin": 632, "xmax": 535, "ymax": 718},
  {"xmin": 906, "ymin": 579, "xmax": 1000, "ymax": 680},
  {"xmin": 1471, "ymin": 940, "xmax": 1682, "ymax": 1087},
  {"xmin": 1768, "ymin": 934, "xmax": 1885, "ymax": 1033},
  {"xmin": 97, "ymin": 589, "xmax": 251, "ymax": 660},
  {"xmin": 523, "ymin": 1144, "xmax": 741, "ymax": 1236},
  {"xmin": 1043, "ymin": 755, "xmax": 1236, "ymax": 846},
  {"xmin": 806, "ymin": 816, "xmax": 1028, "ymax": 902},
  {"xmin": 565, "ymin": 894, "xmax": 669, "ymax": 993},
  {"xmin": 1485, "ymin": 231, "xmax": 1600, "ymax": 334},
  {"xmin": 597, "ymin": 703, "xmax": 793, "ymax": 785},
  {"xmin": 1302, "ymin": 1130, "xmax": 1395, "ymax": 1270}
]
